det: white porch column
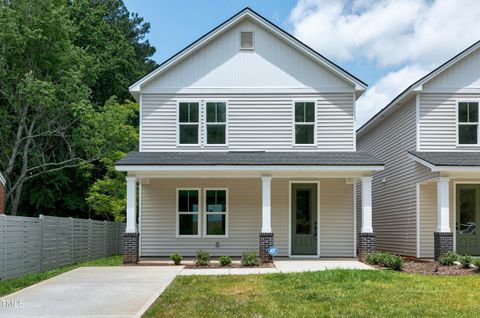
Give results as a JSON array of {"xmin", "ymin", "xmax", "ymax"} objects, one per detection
[
  {"xmin": 436, "ymin": 177, "xmax": 450, "ymax": 232},
  {"xmin": 125, "ymin": 176, "xmax": 137, "ymax": 233},
  {"xmin": 361, "ymin": 176, "xmax": 373, "ymax": 233},
  {"xmin": 261, "ymin": 176, "xmax": 272, "ymax": 233}
]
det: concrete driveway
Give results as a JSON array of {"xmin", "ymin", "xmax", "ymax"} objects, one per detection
[{"xmin": 0, "ymin": 266, "xmax": 183, "ymax": 318}]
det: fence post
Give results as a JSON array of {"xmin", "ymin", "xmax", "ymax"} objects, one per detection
[
  {"xmin": 88, "ymin": 219, "xmax": 92, "ymax": 261},
  {"xmin": 1, "ymin": 215, "xmax": 6, "ymax": 280},
  {"xmin": 39, "ymin": 215, "xmax": 44, "ymax": 272},
  {"xmin": 69, "ymin": 217, "xmax": 74, "ymax": 264}
]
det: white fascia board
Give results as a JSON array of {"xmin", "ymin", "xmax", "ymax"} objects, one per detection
[
  {"xmin": 115, "ymin": 165, "xmax": 384, "ymax": 172},
  {"xmin": 129, "ymin": 10, "xmax": 366, "ymax": 94},
  {"xmin": 408, "ymin": 153, "xmax": 480, "ymax": 172}
]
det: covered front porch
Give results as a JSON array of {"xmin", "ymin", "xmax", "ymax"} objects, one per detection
[
  {"xmin": 411, "ymin": 152, "xmax": 480, "ymax": 258},
  {"xmin": 115, "ymin": 152, "xmax": 384, "ymax": 263}
]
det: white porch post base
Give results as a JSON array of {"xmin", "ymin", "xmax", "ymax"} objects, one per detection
[
  {"xmin": 261, "ymin": 176, "xmax": 272, "ymax": 233},
  {"xmin": 436, "ymin": 177, "xmax": 450, "ymax": 233},
  {"xmin": 361, "ymin": 176, "xmax": 373, "ymax": 233},
  {"xmin": 125, "ymin": 176, "xmax": 137, "ymax": 233}
]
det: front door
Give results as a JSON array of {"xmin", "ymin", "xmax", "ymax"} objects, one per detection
[
  {"xmin": 456, "ymin": 184, "xmax": 480, "ymax": 255},
  {"xmin": 291, "ymin": 183, "xmax": 317, "ymax": 255}
]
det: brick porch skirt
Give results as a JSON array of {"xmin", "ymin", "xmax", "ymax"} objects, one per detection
[
  {"xmin": 259, "ymin": 232, "xmax": 274, "ymax": 262},
  {"xmin": 434, "ymin": 232, "xmax": 454, "ymax": 260},
  {"xmin": 123, "ymin": 232, "xmax": 139, "ymax": 264},
  {"xmin": 359, "ymin": 232, "xmax": 376, "ymax": 261}
]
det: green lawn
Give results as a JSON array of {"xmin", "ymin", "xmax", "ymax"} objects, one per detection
[
  {"xmin": 144, "ymin": 270, "xmax": 480, "ymax": 318},
  {"xmin": 0, "ymin": 255, "xmax": 122, "ymax": 297}
]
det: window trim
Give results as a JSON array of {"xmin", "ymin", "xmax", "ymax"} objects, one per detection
[
  {"xmin": 203, "ymin": 188, "xmax": 229, "ymax": 238},
  {"xmin": 240, "ymin": 31, "xmax": 254, "ymax": 50},
  {"xmin": 292, "ymin": 100, "xmax": 317, "ymax": 146},
  {"xmin": 456, "ymin": 100, "xmax": 480, "ymax": 147},
  {"xmin": 176, "ymin": 100, "xmax": 201, "ymax": 146},
  {"xmin": 176, "ymin": 188, "xmax": 202, "ymax": 238},
  {"xmin": 204, "ymin": 100, "xmax": 229, "ymax": 147}
]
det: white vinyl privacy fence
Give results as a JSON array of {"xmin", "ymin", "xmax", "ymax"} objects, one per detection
[{"xmin": 0, "ymin": 215, "xmax": 125, "ymax": 280}]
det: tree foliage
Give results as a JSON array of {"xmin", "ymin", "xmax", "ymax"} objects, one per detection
[{"xmin": 0, "ymin": 0, "xmax": 155, "ymax": 220}]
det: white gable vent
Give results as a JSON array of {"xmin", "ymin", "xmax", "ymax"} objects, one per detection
[{"xmin": 240, "ymin": 32, "xmax": 254, "ymax": 49}]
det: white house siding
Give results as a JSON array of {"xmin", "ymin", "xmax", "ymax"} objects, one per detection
[
  {"xmin": 141, "ymin": 93, "xmax": 355, "ymax": 151},
  {"xmin": 140, "ymin": 178, "xmax": 355, "ymax": 257},
  {"xmin": 357, "ymin": 97, "xmax": 438, "ymax": 257},
  {"xmin": 419, "ymin": 182, "xmax": 436, "ymax": 258},
  {"xmin": 319, "ymin": 179, "xmax": 355, "ymax": 257},
  {"xmin": 141, "ymin": 19, "xmax": 351, "ymax": 93},
  {"xmin": 418, "ymin": 93, "xmax": 480, "ymax": 151}
]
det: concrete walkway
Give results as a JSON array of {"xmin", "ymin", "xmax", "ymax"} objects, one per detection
[
  {"xmin": 0, "ymin": 266, "xmax": 183, "ymax": 318},
  {"xmin": 179, "ymin": 259, "xmax": 372, "ymax": 276}
]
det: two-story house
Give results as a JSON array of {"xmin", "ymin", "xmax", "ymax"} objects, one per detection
[
  {"xmin": 115, "ymin": 8, "xmax": 384, "ymax": 263},
  {"xmin": 357, "ymin": 41, "xmax": 480, "ymax": 259}
]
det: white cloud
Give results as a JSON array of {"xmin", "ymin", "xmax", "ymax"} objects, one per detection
[
  {"xmin": 356, "ymin": 64, "xmax": 428, "ymax": 127},
  {"xmin": 288, "ymin": 0, "xmax": 480, "ymax": 126}
]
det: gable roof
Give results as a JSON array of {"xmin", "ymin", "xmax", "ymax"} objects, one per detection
[
  {"xmin": 357, "ymin": 40, "xmax": 480, "ymax": 137},
  {"xmin": 0, "ymin": 172, "xmax": 5, "ymax": 187},
  {"xmin": 129, "ymin": 7, "xmax": 367, "ymax": 98}
]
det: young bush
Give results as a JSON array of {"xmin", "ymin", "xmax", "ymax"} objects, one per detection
[
  {"xmin": 366, "ymin": 252, "xmax": 403, "ymax": 271},
  {"xmin": 438, "ymin": 251, "xmax": 458, "ymax": 266},
  {"xmin": 170, "ymin": 253, "xmax": 183, "ymax": 265},
  {"xmin": 241, "ymin": 252, "xmax": 261, "ymax": 266},
  {"xmin": 383, "ymin": 254, "xmax": 404, "ymax": 271},
  {"xmin": 219, "ymin": 256, "xmax": 232, "ymax": 267},
  {"xmin": 194, "ymin": 250, "xmax": 211, "ymax": 266},
  {"xmin": 459, "ymin": 255, "xmax": 474, "ymax": 268},
  {"xmin": 472, "ymin": 257, "xmax": 480, "ymax": 270}
]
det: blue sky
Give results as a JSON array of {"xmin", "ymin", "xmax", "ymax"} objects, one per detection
[{"xmin": 124, "ymin": 0, "xmax": 480, "ymax": 126}]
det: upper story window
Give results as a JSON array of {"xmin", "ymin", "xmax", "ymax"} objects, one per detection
[
  {"xmin": 294, "ymin": 101, "xmax": 315, "ymax": 145},
  {"xmin": 458, "ymin": 101, "xmax": 479, "ymax": 145},
  {"xmin": 240, "ymin": 32, "xmax": 254, "ymax": 50},
  {"xmin": 179, "ymin": 102, "xmax": 199, "ymax": 144},
  {"xmin": 206, "ymin": 102, "xmax": 227, "ymax": 145}
]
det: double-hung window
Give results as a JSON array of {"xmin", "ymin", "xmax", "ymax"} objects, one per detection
[
  {"xmin": 178, "ymin": 102, "xmax": 199, "ymax": 144},
  {"xmin": 206, "ymin": 102, "xmax": 227, "ymax": 145},
  {"xmin": 294, "ymin": 101, "xmax": 315, "ymax": 145},
  {"xmin": 458, "ymin": 101, "xmax": 479, "ymax": 145},
  {"xmin": 204, "ymin": 189, "xmax": 228, "ymax": 237},
  {"xmin": 177, "ymin": 189, "xmax": 200, "ymax": 237}
]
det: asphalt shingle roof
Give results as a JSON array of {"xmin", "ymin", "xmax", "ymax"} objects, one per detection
[
  {"xmin": 116, "ymin": 151, "xmax": 384, "ymax": 166},
  {"xmin": 409, "ymin": 151, "xmax": 480, "ymax": 167}
]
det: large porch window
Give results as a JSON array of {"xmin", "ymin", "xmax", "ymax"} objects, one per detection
[
  {"xmin": 204, "ymin": 189, "xmax": 228, "ymax": 237},
  {"xmin": 177, "ymin": 189, "xmax": 201, "ymax": 237}
]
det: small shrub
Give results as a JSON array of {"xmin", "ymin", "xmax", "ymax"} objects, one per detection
[
  {"xmin": 219, "ymin": 256, "xmax": 232, "ymax": 267},
  {"xmin": 194, "ymin": 250, "xmax": 210, "ymax": 266},
  {"xmin": 384, "ymin": 254, "xmax": 404, "ymax": 271},
  {"xmin": 472, "ymin": 257, "xmax": 480, "ymax": 270},
  {"xmin": 366, "ymin": 252, "xmax": 403, "ymax": 271},
  {"xmin": 241, "ymin": 252, "xmax": 261, "ymax": 266},
  {"xmin": 438, "ymin": 251, "xmax": 458, "ymax": 266},
  {"xmin": 459, "ymin": 255, "xmax": 474, "ymax": 268},
  {"xmin": 170, "ymin": 253, "xmax": 183, "ymax": 265}
]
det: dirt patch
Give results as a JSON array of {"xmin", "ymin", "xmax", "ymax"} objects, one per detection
[
  {"xmin": 184, "ymin": 262, "xmax": 276, "ymax": 269},
  {"xmin": 402, "ymin": 261, "xmax": 479, "ymax": 276}
]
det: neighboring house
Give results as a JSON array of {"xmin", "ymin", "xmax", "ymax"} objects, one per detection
[
  {"xmin": 115, "ymin": 8, "xmax": 384, "ymax": 263},
  {"xmin": 0, "ymin": 172, "xmax": 4, "ymax": 214},
  {"xmin": 357, "ymin": 41, "xmax": 480, "ymax": 259}
]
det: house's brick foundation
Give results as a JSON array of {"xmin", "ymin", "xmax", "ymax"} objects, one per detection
[
  {"xmin": 434, "ymin": 232, "xmax": 453, "ymax": 260},
  {"xmin": 359, "ymin": 232, "xmax": 376, "ymax": 261},
  {"xmin": 123, "ymin": 232, "xmax": 139, "ymax": 264},
  {"xmin": 259, "ymin": 232, "xmax": 274, "ymax": 262}
]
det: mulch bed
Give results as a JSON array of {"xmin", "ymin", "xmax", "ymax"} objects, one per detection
[
  {"xmin": 401, "ymin": 261, "xmax": 479, "ymax": 275},
  {"xmin": 184, "ymin": 262, "xmax": 276, "ymax": 269}
]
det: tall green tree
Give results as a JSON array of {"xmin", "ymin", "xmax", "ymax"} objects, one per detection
[{"xmin": 0, "ymin": 0, "xmax": 155, "ymax": 219}]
